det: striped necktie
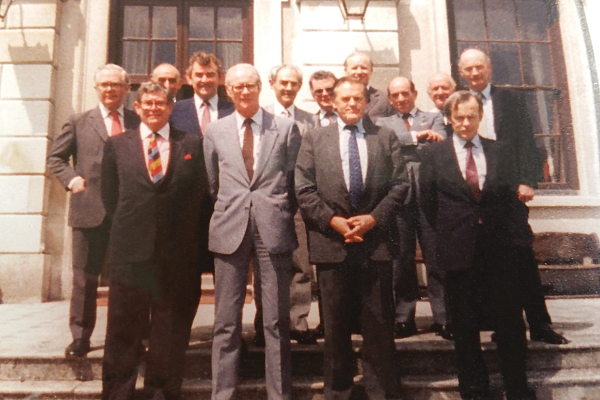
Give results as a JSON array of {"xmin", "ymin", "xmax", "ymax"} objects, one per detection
[{"xmin": 147, "ymin": 132, "xmax": 164, "ymax": 183}]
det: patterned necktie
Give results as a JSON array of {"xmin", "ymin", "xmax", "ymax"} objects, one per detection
[
  {"xmin": 201, "ymin": 101, "xmax": 211, "ymax": 136},
  {"xmin": 402, "ymin": 113, "xmax": 411, "ymax": 131},
  {"xmin": 147, "ymin": 132, "xmax": 164, "ymax": 183},
  {"xmin": 347, "ymin": 125, "xmax": 363, "ymax": 209},
  {"xmin": 110, "ymin": 111, "xmax": 122, "ymax": 136},
  {"xmin": 464, "ymin": 140, "xmax": 481, "ymax": 201},
  {"xmin": 242, "ymin": 118, "xmax": 254, "ymax": 181}
]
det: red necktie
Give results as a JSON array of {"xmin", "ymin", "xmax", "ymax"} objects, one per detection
[
  {"xmin": 464, "ymin": 140, "xmax": 481, "ymax": 202},
  {"xmin": 242, "ymin": 118, "xmax": 254, "ymax": 181},
  {"xmin": 110, "ymin": 111, "xmax": 122, "ymax": 136},
  {"xmin": 201, "ymin": 101, "xmax": 211, "ymax": 136},
  {"xmin": 402, "ymin": 113, "xmax": 411, "ymax": 131}
]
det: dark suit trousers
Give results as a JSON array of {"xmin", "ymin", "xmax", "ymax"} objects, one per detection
[
  {"xmin": 519, "ymin": 247, "xmax": 552, "ymax": 327},
  {"xmin": 70, "ymin": 217, "xmax": 110, "ymax": 341},
  {"xmin": 102, "ymin": 260, "xmax": 201, "ymax": 400},
  {"xmin": 318, "ymin": 249, "xmax": 401, "ymax": 400},
  {"xmin": 394, "ymin": 201, "xmax": 447, "ymax": 325},
  {"xmin": 445, "ymin": 235, "xmax": 531, "ymax": 400}
]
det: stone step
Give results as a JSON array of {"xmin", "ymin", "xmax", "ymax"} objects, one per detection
[
  {"xmin": 1, "ymin": 368, "xmax": 600, "ymax": 400},
  {"xmin": 1, "ymin": 333, "xmax": 596, "ymax": 382}
]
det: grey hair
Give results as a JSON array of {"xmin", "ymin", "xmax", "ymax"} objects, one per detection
[
  {"xmin": 268, "ymin": 64, "xmax": 303, "ymax": 84},
  {"xmin": 135, "ymin": 81, "xmax": 173, "ymax": 104},
  {"xmin": 225, "ymin": 63, "xmax": 262, "ymax": 87},
  {"xmin": 94, "ymin": 64, "xmax": 130, "ymax": 85}
]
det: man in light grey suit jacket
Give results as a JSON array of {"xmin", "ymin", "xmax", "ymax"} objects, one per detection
[
  {"xmin": 204, "ymin": 63, "xmax": 301, "ymax": 400},
  {"xmin": 252, "ymin": 64, "xmax": 319, "ymax": 346},
  {"xmin": 376, "ymin": 77, "xmax": 451, "ymax": 340}
]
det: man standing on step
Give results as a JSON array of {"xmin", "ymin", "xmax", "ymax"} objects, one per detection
[
  {"xmin": 427, "ymin": 72, "xmax": 456, "ymax": 137},
  {"xmin": 47, "ymin": 64, "xmax": 140, "ymax": 359},
  {"xmin": 376, "ymin": 77, "xmax": 451, "ymax": 340},
  {"xmin": 296, "ymin": 76, "xmax": 409, "ymax": 399}
]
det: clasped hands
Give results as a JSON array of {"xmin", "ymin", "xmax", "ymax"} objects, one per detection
[{"xmin": 330, "ymin": 215, "xmax": 377, "ymax": 243}]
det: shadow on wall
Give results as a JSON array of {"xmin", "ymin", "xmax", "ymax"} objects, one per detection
[{"xmin": 396, "ymin": 1, "xmax": 421, "ymax": 79}]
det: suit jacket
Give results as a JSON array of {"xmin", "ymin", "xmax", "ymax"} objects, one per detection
[
  {"xmin": 377, "ymin": 109, "xmax": 446, "ymax": 186},
  {"xmin": 101, "ymin": 127, "xmax": 210, "ymax": 266},
  {"xmin": 489, "ymin": 85, "xmax": 543, "ymax": 187},
  {"xmin": 203, "ymin": 110, "xmax": 302, "ymax": 255},
  {"xmin": 295, "ymin": 116, "xmax": 410, "ymax": 264},
  {"xmin": 419, "ymin": 137, "xmax": 530, "ymax": 272},
  {"xmin": 47, "ymin": 106, "xmax": 140, "ymax": 228},
  {"xmin": 169, "ymin": 97, "xmax": 235, "ymax": 137},
  {"xmin": 365, "ymin": 86, "xmax": 395, "ymax": 123},
  {"xmin": 264, "ymin": 104, "xmax": 318, "ymax": 135}
]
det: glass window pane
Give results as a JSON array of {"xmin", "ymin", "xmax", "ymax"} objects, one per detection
[
  {"xmin": 525, "ymin": 89, "xmax": 559, "ymax": 182},
  {"xmin": 217, "ymin": 7, "xmax": 242, "ymax": 40},
  {"xmin": 486, "ymin": 0, "xmax": 518, "ymax": 41},
  {"xmin": 189, "ymin": 41, "xmax": 215, "ymax": 57},
  {"xmin": 151, "ymin": 41, "xmax": 176, "ymax": 67},
  {"xmin": 152, "ymin": 7, "xmax": 177, "ymax": 39},
  {"xmin": 517, "ymin": 0, "xmax": 549, "ymax": 41},
  {"xmin": 490, "ymin": 43, "xmax": 522, "ymax": 85},
  {"xmin": 522, "ymin": 43, "xmax": 553, "ymax": 86},
  {"xmin": 124, "ymin": 6, "xmax": 149, "ymax": 38},
  {"xmin": 190, "ymin": 7, "xmax": 214, "ymax": 39},
  {"xmin": 453, "ymin": 0, "xmax": 486, "ymax": 40},
  {"xmin": 122, "ymin": 41, "xmax": 149, "ymax": 74},
  {"xmin": 217, "ymin": 42, "xmax": 242, "ymax": 71}
]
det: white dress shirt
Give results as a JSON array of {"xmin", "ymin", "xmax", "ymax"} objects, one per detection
[
  {"xmin": 234, "ymin": 109, "xmax": 263, "ymax": 171},
  {"xmin": 338, "ymin": 118, "xmax": 368, "ymax": 190},
  {"xmin": 140, "ymin": 122, "xmax": 171, "ymax": 179},
  {"xmin": 471, "ymin": 84, "xmax": 496, "ymax": 140},
  {"xmin": 453, "ymin": 134, "xmax": 487, "ymax": 190},
  {"xmin": 99, "ymin": 103, "xmax": 125, "ymax": 137},
  {"xmin": 194, "ymin": 93, "xmax": 219, "ymax": 123},
  {"xmin": 273, "ymin": 102, "xmax": 295, "ymax": 118},
  {"xmin": 318, "ymin": 109, "xmax": 338, "ymax": 127}
]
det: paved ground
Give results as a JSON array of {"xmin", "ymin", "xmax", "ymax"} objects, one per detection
[{"xmin": 1, "ymin": 297, "xmax": 599, "ymax": 358}]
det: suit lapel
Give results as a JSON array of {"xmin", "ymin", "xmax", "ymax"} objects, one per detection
[
  {"xmin": 223, "ymin": 115, "xmax": 251, "ymax": 183},
  {"xmin": 322, "ymin": 124, "xmax": 349, "ymax": 202},
  {"xmin": 90, "ymin": 107, "xmax": 109, "ymax": 142},
  {"xmin": 253, "ymin": 112, "xmax": 278, "ymax": 183},
  {"xmin": 127, "ymin": 129, "xmax": 155, "ymax": 187},
  {"xmin": 490, "ymin": 85, "xmax": 503, "ymax": 136},
  {"xmin": 441, "ymin": 139, "xmax": 472, "ymax": 199},
  {"xmin": 480, "ymin": 138, "xmax": 497, "ymax": 192},
  {"xmin": 161, "ymin": 128, "xmax": 183, "ymax": 186},
  {"xmin": 363, "ymin": 119, "xmax": 378, "ymax": 187}
]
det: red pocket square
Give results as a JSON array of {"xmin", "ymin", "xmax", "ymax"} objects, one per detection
[{"xmin": 184, "ymin": 154, "xmax": 192, "ymax": 160}]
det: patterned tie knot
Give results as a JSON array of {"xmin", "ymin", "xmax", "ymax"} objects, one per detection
[{"xmin": 464, "ymin": 140, "xmax": 475, "ymax": 149}]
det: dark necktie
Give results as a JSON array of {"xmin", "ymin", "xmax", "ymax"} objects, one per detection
[
  {"xmin": 464, "ymin": 140, "xmax": 481, "ymax": 201},
  {"xmin": 110, "ymin": 111, "xmax": 122, "ymax": 136},
  {"xmin": 147, "ymin": 132, "xmax": 163, "ymax": 183},
  {"xmin": 201, "ymin": 101, "xmax": 211, "ymax": 136},
  {"xmin": 324, "ymin": 111, "xmax": 334, "ymax": 126},
  {"xmin": 402, "ymin": 113, "xmax": 411, "ymax": 131},
  {"xmin": 242, "ymin": 118, "xmax": 254, "ymax": 181},
  {"xmin": 347, "ymin": 125, "xmax": 363, "ymax": 209}
]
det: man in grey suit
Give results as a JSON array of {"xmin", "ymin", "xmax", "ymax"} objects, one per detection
[
  {"xmin": 204, "ymin": 63, "xmax": 301, "ymax": 400},
  {"xmin": 253, "ymin": 64, "xmax": 318, "ymax": 346},
  {"xmin": 377, "ymin": 77, "xmax": 451, "ymax": 340},
  {"xmin": 47, "ymin": 64, "xmax": 140, "ymax": 358},
  {"xmin": 309, "ymin": 70, "xmax": 338, "ymax": 127}
]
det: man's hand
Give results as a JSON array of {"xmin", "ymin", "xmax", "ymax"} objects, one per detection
[
  {"xmin": 517, "ymin": 184, "xmax": 535, "ymax": 203},
  {"xmin": 345, "ymin": 214, "xmax": 377, "ymax": 243},
  {"xmin": 71, "ymin": 178, "xmax": 86, "ymax": 194},
  {"xmin": 416, "ymin": 130, "xmax": 444, "ymax": 142}
]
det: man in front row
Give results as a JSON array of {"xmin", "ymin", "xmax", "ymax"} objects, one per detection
[
  {"xmin": 419, "ymin": 91, "xmax": 536, "ymax": 400},
  {"xmin": 296, "ymin": 76, "xmax": 409, "ymax": 399},
  {"xmin": 205, "ymin": 63, "xmax": 301, "ymax": 400},
  {"xmin": 101, "ymin": 82, "xmax": 209, "ymax": 400}
]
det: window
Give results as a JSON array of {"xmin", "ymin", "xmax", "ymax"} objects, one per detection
[
  {"xmin": 447, "ymin": 0, "xmax": 577, "ymax": 189},
  {"xmin": 109, "ymin": 0, "xmax": 254, "ymax": 84}
]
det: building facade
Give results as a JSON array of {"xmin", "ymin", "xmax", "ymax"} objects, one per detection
[{"xmin": 0, "ymin": 0, "xmax": 599, "ymax": 302}]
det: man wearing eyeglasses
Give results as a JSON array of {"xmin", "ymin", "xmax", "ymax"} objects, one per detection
[
  {"xmin": 47, "ymin": 64, "xmax": 140, "ymax": 359},
  {"xmin": 310, "ymin": 70, "xmax": 338, "ymax": 127},
  {"xmin": 101, "ymin": 81, "xmax": 209, "ymax": 400},
  {"xmin": 204, "ymin": 63, "xmax": 301, "ymax": 400}
]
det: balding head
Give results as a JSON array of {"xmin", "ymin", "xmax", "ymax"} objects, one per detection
[
  {"xmin": 151, "ymin": 63, "xmax": 182, "ymax": 99},
  {"xmin": 387, "ymin": 77, "xmax": 417, "ymax": 114},
  {"xmin": 458, "ymin": 48, "xmax": 492, "ymax": 92},
  {"xmin": 344, "ymin": 52, "xmax": 373, "ymax": 87},
  {"xmin": 427, "ymin": 72, "xmax": 456, "ymax": 111}
]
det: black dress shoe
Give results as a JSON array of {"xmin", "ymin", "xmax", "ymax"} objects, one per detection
[
  {"xmin": 529, "ymin": 324, "xmax": 570, "ymax": 344},
  {"xmin": 65, "ymin": 339, "xmax": 91, "ymax": 358},
  {"xmin": 290, "ymin": 329, "xmax": 318, "ymax": 345},
  {"xmin": 314, "ymin": 323, "xmax": 325, "ymax": 338},
  {"xmin": 252, "ymin": 331, "xmax": 266, "ymax": 347},
  {"xmin": 430, "ymin": 323, "xmax": 454, "ymax": 340},
  {"xmin": 394, "ymin": 321, "xmax": 417, "ymax": 338}
]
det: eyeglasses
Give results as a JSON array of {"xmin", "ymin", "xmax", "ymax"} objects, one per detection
[
  {"xmin": 229, "ymin": 83, "xmax": 259, "ymax": 93},
  {"xmin": 97, "ymin": 82, "xmax": 127, "ymax": 90},
  {"xmin": 140, "ymin": 100, "xmax": 168, "ymax": 110},
  {"xmin": 313, "ymin": 88, "xmax": 334, "ymax": 95}
]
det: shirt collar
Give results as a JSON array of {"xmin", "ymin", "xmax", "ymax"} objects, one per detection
[
  {"xmin": 195, "ymin": 93, "xmax": 219, "ymax": 110},
  {"xmin": 235, "ymin": 108, "xmax": 263, "ymax": 131},
  {"xmin": 397, "ymin": 107, "xmax": 418, "ymax": 118},
  {"xmin": 453, "ymin": 133, "xmax": 483, "ymax": 149},
  {"xmin": 337, "ymin": 118, "xmax": 365, "ymax": 135},
  {"xmin": 470, "ymin": 84, "xmax": 492, "ymax": 99},
  {"xmin": 319, "ymin": 108, "xmax": 336, "ymax": 119},
  {"xmin": 99, "ymin": 103, "xmax": 124, "ymax": 118},
  {"xmin": 273, "ymin": 102, "xmax": 295, "ymax": 117},
  {"xmin": 140, "ymin": 122, "xmax": 170, "ymax": 140}
]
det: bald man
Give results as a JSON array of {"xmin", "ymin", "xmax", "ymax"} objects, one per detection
[
  {"xmin": 151, "ymin": 63, "xmax": 183, "ymax": 101},
  {"xmin": 427, "ymin": 72, "xmax": 456, "ymax": 136}
]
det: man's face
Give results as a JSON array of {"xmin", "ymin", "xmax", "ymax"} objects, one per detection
[
  {"xmin": 270, "ymin": 68, "xmax": 302, "ymax": 109},
  {"xmin": 186, "ymin": 61, "xmax": 222, "ymax": 100},
  {"xmin": 95, "ymin": 69, "xmax": 129, "ymax": 111},
  {"xmin": 151, "ymin": 64, "xmax": 182, "ymax": 99},
  {"xmin": 310, "ymin": 77, "xmax": 336, "ymax": 112},
  {"xmin": 226, "ymin": 68, "xmax": 261, "ymax": 118},
  {"xmin": 428, "ymin": 76, "xmax": 455, "ymax": 111},
  {"xmin": 134, "ymin": 91, "xmax": 173, "ymax": 132},
  {"xmin": 459, "ymin": 50, "xmax": 492, "ymax": 93},
  {"xmin": 449, "ymin": 97, "xmax": 483, "ymax": 141},
  {"xmin": 387, "ymin": 78, "xmax": 417, "ymax": 115},
  {"xmin": 344, "ymin": 55, "xmax": 373, "ymax": 87},
  {"xmin": 333, "ymin": 82, "xmax": 367, "ymax": 125}
]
